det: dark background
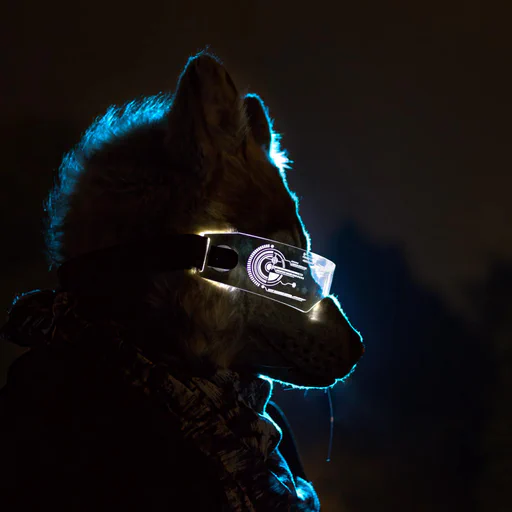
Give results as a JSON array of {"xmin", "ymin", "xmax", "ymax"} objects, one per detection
[{"xmin": 1, "ymin": 1, "xmax": 508, "ymax": 511}]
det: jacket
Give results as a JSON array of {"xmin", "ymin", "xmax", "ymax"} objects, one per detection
[{"xmin": 0, "ymin": 290, "xmax": 320, "ymax": 511}]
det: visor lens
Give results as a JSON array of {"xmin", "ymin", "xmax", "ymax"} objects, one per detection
[{"xmin": 200, "ymin": 232, "xmax": 335, "ymax": 312}]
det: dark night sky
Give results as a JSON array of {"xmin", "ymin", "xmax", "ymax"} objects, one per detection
[{"xmin": 1, "ymin": 2, "xmax": 508, "ymax": 511}]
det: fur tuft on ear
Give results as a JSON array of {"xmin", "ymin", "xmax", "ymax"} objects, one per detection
[{"xmin": 244, "ymin": 94, "xmax": 272, "ymax": 149}]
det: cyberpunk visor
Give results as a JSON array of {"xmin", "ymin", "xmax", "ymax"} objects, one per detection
[
  {"xmin": 57, "ymin": 232, "xmax": 336, "ymax": 313},
  {"xmin": 200, "ymin": 232, "xmax": 335, "ymax": 313}
]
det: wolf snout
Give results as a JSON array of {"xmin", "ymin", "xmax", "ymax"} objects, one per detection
[{"xmin": 321, "ymin": 296, "xmax": 364, "ymax": 367}]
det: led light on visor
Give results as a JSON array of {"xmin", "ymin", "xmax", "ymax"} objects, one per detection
[{"xmin": 200, "ymin": 232, "xmax": 335, "ymax": 312}]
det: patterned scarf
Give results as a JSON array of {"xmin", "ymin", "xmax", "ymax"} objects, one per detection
[{"xmin": 1, "ymin": 289, "xmax": 320, "ymax": 512}]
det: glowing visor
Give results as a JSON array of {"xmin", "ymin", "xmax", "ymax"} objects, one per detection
[{"xmin": 200, "ymin": 232, "xmax": 335, "ymax": 313}]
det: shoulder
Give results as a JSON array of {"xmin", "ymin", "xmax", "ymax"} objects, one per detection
[{"xmin": 0, "ymin": 348, "xmax": 226, "ymax": 511}]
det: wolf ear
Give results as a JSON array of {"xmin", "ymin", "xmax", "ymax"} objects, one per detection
[
  {"xmin": 167, "ymin": 52, "xmax": 246, "ymax": 157},
  {"xmin": 244, "ymin": 94, "xmax": 272, "ymax": 150}
]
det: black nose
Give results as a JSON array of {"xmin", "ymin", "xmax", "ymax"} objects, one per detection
[
  {"xmin": 349, "ymin": 328, "xmax": 364, "ymax": 366},
  {"xmin": 322, "ymin": 296, "xmax": 364, "ymax": 368}
]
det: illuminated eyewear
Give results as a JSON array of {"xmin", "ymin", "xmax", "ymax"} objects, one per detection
[
  {"xmin": 200, "ymin": 233, "xmax": 334, "ymax": 312},
  {"xmin": 58, "ymin": 232, "xmax": 335, "ymax": 313}
]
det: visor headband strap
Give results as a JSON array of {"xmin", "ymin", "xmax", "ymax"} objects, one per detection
[{"xmin": 57, "ymin": 234, "xmax": 238, "ymax": 293}]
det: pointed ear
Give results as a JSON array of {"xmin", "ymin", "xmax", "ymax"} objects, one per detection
[
  {"xmin": 167, "ymin": 52, "xmax": 246, "ymax": 156},
  {"xmin": 244, "ymin": 94, "xmax": 272, "ymax": 150}
]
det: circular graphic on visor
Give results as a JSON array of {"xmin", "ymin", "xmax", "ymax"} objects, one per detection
[{"xmin": 247, "ymin": 244, "xmax": 287, "ymax": 288}]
